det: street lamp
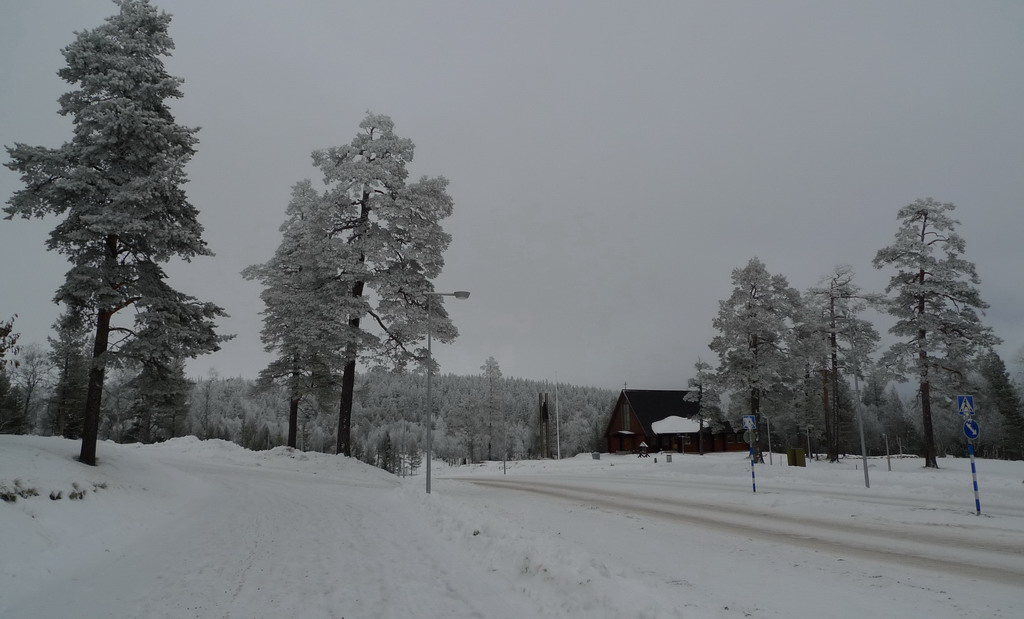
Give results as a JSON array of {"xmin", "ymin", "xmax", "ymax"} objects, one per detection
[{"xmin": 424, "ymin": 290, "xmax": 470, "ymax": 494}]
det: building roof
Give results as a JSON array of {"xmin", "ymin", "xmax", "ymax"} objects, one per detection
[
  {"xmin": 651, "ymin": 415, "xmax": 702, "ymax": 435},
  {"xmin": 621, "ymin": 389, "xmax": 700, "ymax": 437}
]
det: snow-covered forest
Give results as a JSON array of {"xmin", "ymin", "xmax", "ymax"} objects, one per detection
[
  {"xmin": 4, "ymin": 300, "xmax": 1022, "ymax": 474},
  {"xmin": 0, "ymin": 343, "xmax": 618, "ymax": 472}
]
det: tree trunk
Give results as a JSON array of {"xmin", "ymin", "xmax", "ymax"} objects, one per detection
[
  {"xmin": 829, "ymin": 297, "xmax": 841, "ymax": 462},
  {"xmin": 749, "ymin": 333, "xmax": 764, "ymax": 463},
  {"xmin": 750, "ymin": 388, "xmax": 764, "ymax": 463},
  {"xmin": 821, "ymin": 369, "xmax": 835, "ymax": 461},
  {"xmin": 288, "ymin": 356, "xmax": 300, "ymax": 448},
  {"xmin": 917, "ymin": 266, "xmax": 938, "ymax": 469},
  {"xmin": 920, "ymin": 360, "xmax": 938, "ymax": 468},
  {"xmin": 288, "ymin": 394, "xmax": 299, "ymax": 449},
  {"xmin": 697, "ymin": 384, "xmax": 705, "ymax": 456},
  {"xmin": 337, "ymin": 282, "xmax": 364, "ymax": 457},
  {"xmin": 80, "ymin": 234, "xmax": 120, "ymax": 466},
  {"xmin": 79, "ymin": 308, "xmax": 112, "ymax": 466},
  {"xmin": 141, "ymin": 407, "xmax": 152, "ymax": 444},
  {"xmin": 337, "ymin": 355, "xmax": 356, "ymax": 457},
  {"xmin": 336, "ymin": 191, "xmax": 370, "ymax": 458}
]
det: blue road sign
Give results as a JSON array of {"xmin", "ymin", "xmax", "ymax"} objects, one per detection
[
  {"xmin": 957, "ymin": 395, "xmax": 975, "ymax": 415},
  {"xmin": 742, "ymin": 415, "xmax": 757, "ymax": 430},
  {"xmin": 963, "ymin": 419, "xmax": 980, "ymax": 440}
]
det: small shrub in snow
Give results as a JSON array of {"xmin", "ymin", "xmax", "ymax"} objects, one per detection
[
  {"xmin": 1, "ymin": 480, "xmax": 40, "ymax": 502},
  {"xmin": 50, "ymin": 490, "xmax": 63, "ymax": 501},
  {"xmin": 14, "ymin": 480, "xmax": 39, "ymax": 498}
]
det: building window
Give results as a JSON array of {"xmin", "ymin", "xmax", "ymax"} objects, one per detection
[{"xmin": 622, "ymin": 404, "xmax": 630, "ymax": 432}]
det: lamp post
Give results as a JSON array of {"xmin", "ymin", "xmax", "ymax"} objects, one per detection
[{"xmin": 424, "ymin": 290, "xmax": 470, "ymax": 494}]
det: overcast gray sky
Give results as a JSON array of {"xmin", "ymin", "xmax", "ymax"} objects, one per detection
[{"xmin": 3, "ymin": 0, "xmax": 1023, "ymax": 390}]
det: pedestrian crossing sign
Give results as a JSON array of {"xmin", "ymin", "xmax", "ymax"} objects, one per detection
[{"xmin": 957, "ymin": 395, "xmax": 975, "ymax": 416}]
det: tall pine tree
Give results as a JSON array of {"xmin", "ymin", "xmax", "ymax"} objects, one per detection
[
  {"xmin": 977, "ymin": 351, "xmax": 1023, "ymax": 460},
  {"xmin": 9, "ymin": 344, "xmax": 50, "ymax": 435},
  {"xmin": 243, "ymin": 180, "xmax": 345, "ymax": 448},
  {"xmin": 312, "ymin": 113, "xmax": 459, "ymax": 456},
  {"xmin": 46, "ymin": 308, "xmax": 91, "ymax": 438},
  {"xmin": 805, "ymin": 266, "xmax": 880, "ymax": 461},
  {"xmin": 709, "ymin": 258, "xmax": 803, "ymax": 459},
  {"xmin": 481, "ymin": 357, "xmax": 502, "ymax": 460},
  {"xmin": 4, "ymin": 0, "xmax": 228, "ymax": 464},
  {"xmin": 873, "ymin": 198, "xmax": 999, "ymax": 468},
  {"xmin": 1, "ymin": 316, "xmax": 28, "ymax": 434},
  {"xmin": 127, "ymin": 359, "xmax": 191, "ymax": 443}
]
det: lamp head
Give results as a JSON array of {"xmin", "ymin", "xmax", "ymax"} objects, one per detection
[{"xmin": 452, "ymin": 290, "xmax": 471, "ymax": 299}]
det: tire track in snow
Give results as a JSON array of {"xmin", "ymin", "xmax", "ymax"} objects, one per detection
[
  {"xmin": 578, "ymin": 473, "xmax": 1023, "ymax": 516},
  {"xmin": 466, "ymin": 478, "xmax": 1024, "ymax": 587}
]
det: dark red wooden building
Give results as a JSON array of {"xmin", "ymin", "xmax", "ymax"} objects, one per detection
[{"xmin": 603, "ymin": 389, "xmax": 748, "ymax": 454}]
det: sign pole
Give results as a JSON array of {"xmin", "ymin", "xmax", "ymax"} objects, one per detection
[
  {"xmin": 884, "ymin": 433, "xmax": 891, "ymax": 471},
  {"xmin": 968, "ymin": 440, "xmax": 981, "ymax": 516},
  {"xmin": 958, "ymin": 395, "xmax": 981, "ymax": 515},
  {"xmin": 750, "ymin": 442, "xmax": 756, "ymax": 493}
]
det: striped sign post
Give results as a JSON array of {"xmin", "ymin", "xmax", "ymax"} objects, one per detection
[
  {"xmin": 959, "ymin": 396, "xmax": 981, "ymax": 516},
  {"xmin": 964, "ymin": 419, "xmax": 982, "ymax": 516},
  {"xmin": 968, "ymin": 442, "xmax": 981, "ymax": 516}
]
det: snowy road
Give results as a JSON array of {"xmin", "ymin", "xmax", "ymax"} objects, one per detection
[
  {"xmin": 461, "ymin": 476, "xmax": 1024, "ymax": 586},
  {"xmin": 431, "ymin": 456, "xmax": 1024, "ymax": 618}
]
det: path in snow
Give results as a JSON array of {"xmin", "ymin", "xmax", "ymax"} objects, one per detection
[{"xmin": 3, "ymin": 454, "xmax": 537, "ymax": 619}]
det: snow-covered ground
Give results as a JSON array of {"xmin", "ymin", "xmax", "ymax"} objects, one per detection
[{"xmin": 2, "ymin": 436, "xmax": 1022, "ymax": 619}]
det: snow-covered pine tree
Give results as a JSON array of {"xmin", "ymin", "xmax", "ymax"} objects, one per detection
[
  {"xmin": 10, "ymin": 344, "xmax": 50, "ymax": 435},
  {"xmin": 481, "ymin": 357, "xmax": 503, "ymax": 460},
  {"xmin": 45, "ymin": 308, "xmax": 91, "ymax": 439},
  {"xmin": 0, "ymin": 316, "xmax": 26, "ymax": 433},
  {"xmin": 686, "ymin": 358, "xmax": 724, "ymax": 455},
  {"xmin": 243, "ymin": 180, "xmax": 347, "ymax": 448},
  {"xmin": 0, "ymin": 367, "xmax": 27, "ymax": 434},
  {"xmin": 977, "ymin": 351, "xmax": 1023, "ymax": 460},
  {"xmin": 3, "ymin": 0, "xmax": 228, "ymax": 465},
  {"xmin": 407, "ymin": 445, "xmax": 423, "ymax": 474},
  {"xmin": 873, "ymin": 198, "xmax": 999, "ymax": 468},
  {"xmin": 310, "ymin": 113, "xmax": 458, "ymax": 456},
  {"xmin": 709, "ymin": 258, "xmax": 803, "ymax": 460},
  {"xmin": 804, "ymin": 266, "xmax": 880, "ymax": 461},
  {"xmin": 0, "ymin": 316, "xmax": 19, "ymax": 364},
  {"xmin": 127, "ymin": 359, "xmax": 191, "ymax": 443}
]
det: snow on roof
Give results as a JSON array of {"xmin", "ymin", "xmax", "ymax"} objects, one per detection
[{"xmin": 651, "ymin": 416, "xmax": 701, "ymax": 434}]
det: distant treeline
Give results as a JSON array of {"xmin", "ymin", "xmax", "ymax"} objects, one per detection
[{"xmin": 0, "ymin": 352, "xmax": 617, "ymax": 473}]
